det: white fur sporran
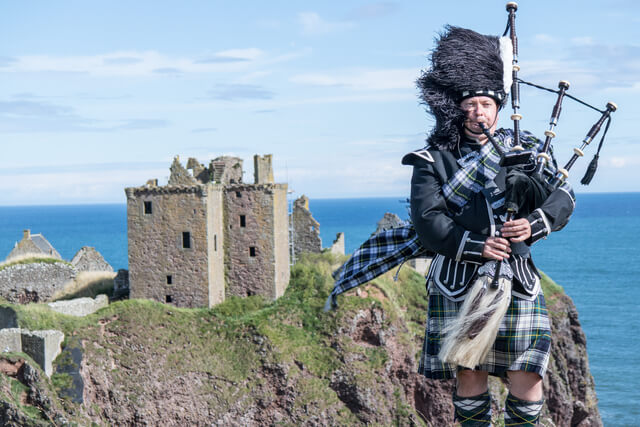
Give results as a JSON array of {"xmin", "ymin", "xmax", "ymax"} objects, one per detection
[{"xmin": 438, "ymin": 266, "xmax": 512, "ymax": 369}]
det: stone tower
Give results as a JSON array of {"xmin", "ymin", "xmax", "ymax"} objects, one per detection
[
  {"xmin": 125, "ymin": 154, "xmax": 289, "ymax": 308},
  {"xmin": 254, "ymin": 154, "xmax": 274, "ymax": 184}
]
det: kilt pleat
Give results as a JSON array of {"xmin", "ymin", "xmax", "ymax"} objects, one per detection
[{"xmin": 418, "ymin": 282, "xmax": 551, "ymax": 379}]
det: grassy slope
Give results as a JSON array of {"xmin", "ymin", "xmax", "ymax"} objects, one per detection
[{"xmin": 0, "ymin": 252, "xmax": 565, "ymax": 425}]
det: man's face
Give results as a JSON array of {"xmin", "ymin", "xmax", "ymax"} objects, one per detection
[{"xmin": 460, "ymin": 96, "xmax": 499, "ymax": 138}]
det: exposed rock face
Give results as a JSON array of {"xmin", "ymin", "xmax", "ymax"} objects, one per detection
[
  {"xmin": 544, "ymin": 291, "xmax": 602, "ymax": 426},
  {"xmin": 0, "ymin": 261, "xmax": 76, "ymax": 303},
  {"xmin": 0, "ymin": 356, "xmax": 71, "ymax": 426}
]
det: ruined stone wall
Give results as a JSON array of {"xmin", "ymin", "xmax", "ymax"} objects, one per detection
[
  {"xmin": 126, "ymin": 186, "xmax": 210, "ymax": 308},
  {"xmin": 0, "ymin": 262, "xmax": 76, "ymax": 303},
  {"xmin": 70, "ymin": 247, "xmax": 113, "ymax": 272},
  {"xmin": 224, "ymin": 184, "xmax": 279, "ymax": 298},
  {"xmin": 206, "ymin": 185, "xmax": 225, "ymax": 306},
  {"xmin": 187, "ymin": 157, "xmax": 210, "ymax": 183},
  {"xmin": 330, "ymin": 233, "xmax": 345, "ymax": 255},
  {"xmin": 292, "ymin": 196, "xmax": 322, "ymax": 257},
  {"xmin": 272, "ymin": 185, "xmax": 290, "ymax": 298},
  {"xmin": 47, "ymin": 295, "xmax": 109, "ymax": 317},
  {"xmin": 254, "ymin": 154, "xmax": 274, "ymax": 184},
  {"xmin": 168, "ymin": 156, "xmax": 198, "ymax": 186},
  {"xmin": 374, "ymin": 213, "xmax": 406, "ymax": 234},
  {"xmin": 114, "ymin": 269, "xmax": 129, "ymax": 298},
  {"xmin": 211, "ymin": 156, "xmax": 243, "ymax": 184}
]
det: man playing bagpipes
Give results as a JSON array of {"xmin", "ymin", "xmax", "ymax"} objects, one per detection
[
  {"xmin": 403, "ymin": 24, "xmax": 578, "ymax": 425},
  {"xmin": 324, "ymin": 22, "xmax": 591, "ymax": 427},
  {"xmin": 325, "ymin": 1, "xmax": 616, "ymax": 422}
]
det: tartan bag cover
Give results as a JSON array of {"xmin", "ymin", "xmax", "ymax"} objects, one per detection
[{"xmin": 324, "ymin": 224, "xmax": 430, "ymax": 311}]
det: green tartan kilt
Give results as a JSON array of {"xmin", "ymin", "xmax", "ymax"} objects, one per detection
[{"xmin": 418, "ymin": 282, "xmax": 552, "ymax": 379}]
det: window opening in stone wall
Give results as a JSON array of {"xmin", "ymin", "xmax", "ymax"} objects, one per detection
[
  {"xmin": 144, "ymin": 201, "xmax": 152, "ymax": 214},
  {"xmin": 214, "ymin": 235, "xmax": 217, "ymax": 251},
  {"xmin": 250, "ymin": 246, "xmax": 256, "ymax": 257},
  {"xmin": 166, "ymin": 295, "xmax": 173, "ymax": 303},
  {"xmin": 166, "ymin": 275, "xmax": 172, "ymax": 285},
  {"xmin": 240, "ymin": 215, "xmax": 246, "ymax": 227},
  {"xmin": 236, "ymin": 191, "xmax": 242, "ymax": 198},
  {"xmin": 182, "ymin": 232, "xmax": 191, "ymax": 249}
]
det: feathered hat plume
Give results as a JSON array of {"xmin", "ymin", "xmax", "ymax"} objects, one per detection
[{"xmin": 417, "ymin": 26, "xmax": 513, "ymax": 150}]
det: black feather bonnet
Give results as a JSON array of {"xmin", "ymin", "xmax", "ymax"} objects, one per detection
[{"xmin": 417, "ymin": 26, "xmax": 513, "ymax": 150}]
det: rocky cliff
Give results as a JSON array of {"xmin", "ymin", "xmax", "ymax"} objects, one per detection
[{"xmin": 0, "ymin": 253, "xmax": 601, "ymax": 426}]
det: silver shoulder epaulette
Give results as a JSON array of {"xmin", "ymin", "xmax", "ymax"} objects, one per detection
[{"xmin": 401, "ymin": 146, "xmax": 434, "ymax": 165}]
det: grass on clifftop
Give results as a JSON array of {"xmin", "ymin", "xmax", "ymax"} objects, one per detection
[
  {"xmin": 1, "ymin": 252, "xmax": 429, "ymax": 421},
  {"xmin": 539, "ymin": 269, "xmax": 565, "ymax": 305},
  {"xmin": 0, "ymin": 252, "xmax": 568, "ymax": 425},
  {"xmin": 52, "ymin": 271, "xmax": 116, "ymax": 301},
  {"xmin": 0, "ymin": 255, "xmax": 70, "ymax": 273}
]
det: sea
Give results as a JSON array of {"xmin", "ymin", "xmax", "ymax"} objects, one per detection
[{"xmin": 0, "ymin": 193, "xmax": 637, "ymax": 426}]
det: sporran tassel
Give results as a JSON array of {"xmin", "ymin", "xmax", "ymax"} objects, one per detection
[{"xmin": 438, "ymin": 264, "xmax": 512, "ymax": 369}]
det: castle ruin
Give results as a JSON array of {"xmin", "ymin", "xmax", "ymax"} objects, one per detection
[
  {"xmin": 125, "ymin": 154, "xmax": 290, "ymax": 308},
  {"xmin": 291, "ymin": 195, "xmax": 322, "ymax": 259}
]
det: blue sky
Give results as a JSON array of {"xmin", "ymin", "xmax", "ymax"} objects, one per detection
[{"xmin": 1, "ymin": 0, "xmax": 638, "ymax": 205}]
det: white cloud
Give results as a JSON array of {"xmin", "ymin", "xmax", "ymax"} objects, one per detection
[
  {"xmin": 571, "ymin": 37, "xmax": 595, "ymax": 46},
  {"xmin": 283, "ymin": 159, "xmax": 411, "ymax": 198},
  {"xmin": 271, "ymin": 92, "xmax": 415, "ymax": 108},
  {"xmin": 347, "ymin": 2, "xmax": 399, "ymax": 20},
  {"xmin": 0, "ymin": 167, "xmax": 167, "ymax": 205},
  {"xmin": 608, "ymin": 156, "xmax": 640, "ymax": 168},
  {"xmin": 291, "ymin": 68, "xmax": 417, "ymax": 90},
  {"xmin": 533, "ymin": 34, "xmax": 555, "ymax": 44},
  {"xmin": 298, "ymin": 12, "xmax": 353, "ymax": 35},
  {"xmin": 0, "ymin": 48, "xmax": 277, "ymax": 77},
  {"xmin": 215, "ymin": 48, "xmax": 264, "ymax": 61}
]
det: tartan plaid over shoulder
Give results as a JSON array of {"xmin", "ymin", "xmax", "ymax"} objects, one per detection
[{"xmin": 324, "ymin": 224, "xmax": 430, "ymax": 311}]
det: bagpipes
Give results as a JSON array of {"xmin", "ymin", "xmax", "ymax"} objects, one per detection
[{"xmin": 439, "ymin": 1, "xmax": 617, "ymax": 369}]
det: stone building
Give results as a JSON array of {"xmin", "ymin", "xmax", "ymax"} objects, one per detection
[
  {"xmin": 6, "ymin": 230, "xmax": 62, "ymax": 261},
  {"xmin": 70, "ymin": 247, "xmax": 113, "ymax": 273},
  {"xmin": 1, "ymin": 232, "xmax": 115, "ymax": 304},
  {"xmin": 125, "ymin": 154, "xmax": 290, "ymax": 308}
]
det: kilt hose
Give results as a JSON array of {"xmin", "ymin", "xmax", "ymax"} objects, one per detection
[{"xmin": 418, "ymin": 282, "xmax": 551, "ymax": 379}]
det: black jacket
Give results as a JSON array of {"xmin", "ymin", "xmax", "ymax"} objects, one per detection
[{"xmin": 402, "ymin": 134, "xmax": 575, "ymax": 301}]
